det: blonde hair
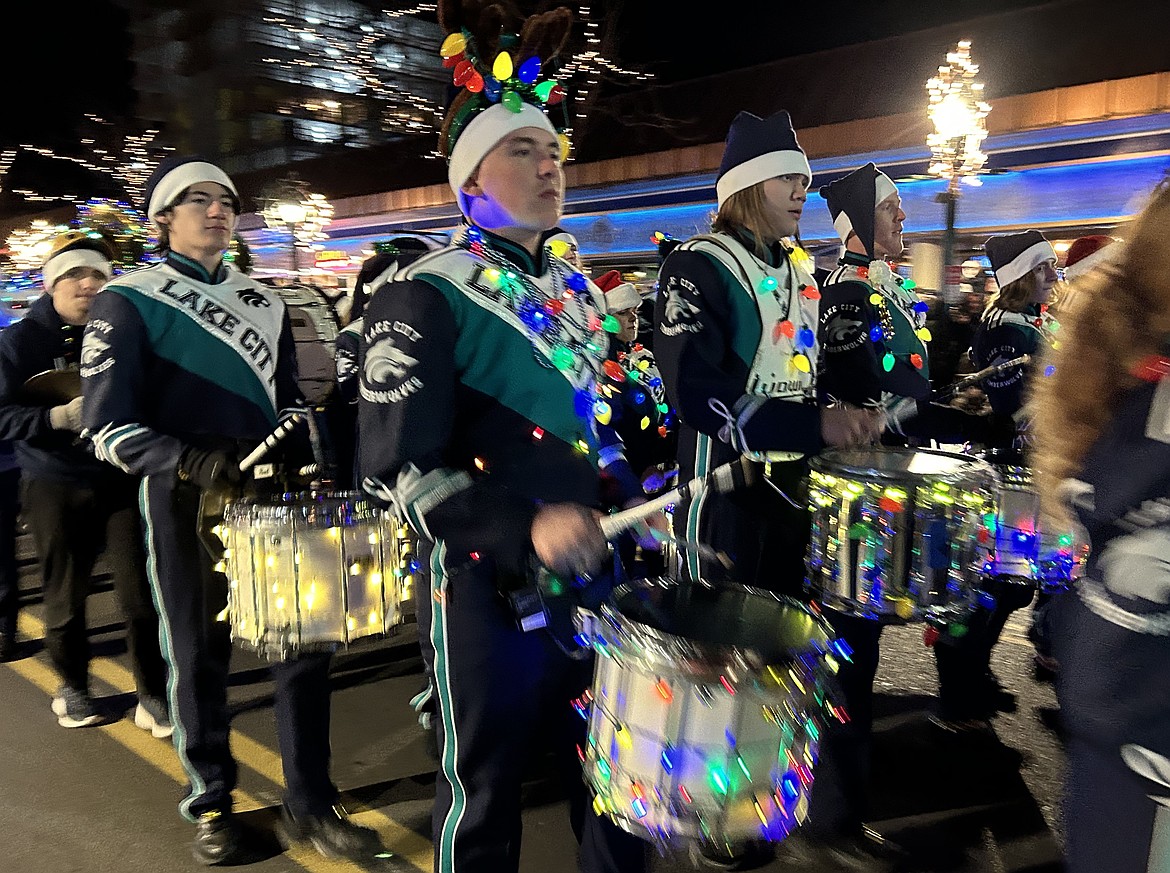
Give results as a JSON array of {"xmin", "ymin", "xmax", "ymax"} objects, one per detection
[
  {"xmin": 712, "ymin": 185, "xmax": 776, "ymax": 259},
  {"xmin": 985, "ymin": 270, "xmax": 1043, "ymax": 314},
  {"xmin": 1033, "ymin": 181, "xmax": 1170, "ymax": 522}
]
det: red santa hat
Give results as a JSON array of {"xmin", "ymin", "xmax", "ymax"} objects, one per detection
[
  {"xmin": 593, "ymin": 269, "xmax": 641, "ymax": 313},
  {"xmin": 1063, "ymin": 234, "xmax": 1120, "ymax": 280}
]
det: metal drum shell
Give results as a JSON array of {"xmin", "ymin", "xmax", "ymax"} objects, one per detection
[
  {"xmin": 574, "ymin": 577, "xmax": 842, "ymax": 851},
  {"xmin": 221, "ymin": 490, "xmax": 405, "ymax": 660},
  {"xmin": 806, "ymin": 447, "xmax": 999, "ymax": 624}
]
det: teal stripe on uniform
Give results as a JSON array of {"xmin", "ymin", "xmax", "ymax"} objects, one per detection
[
  {"xmin": 685, "ymin": 433, "xmax": 712, "ymax": 583},
  {"xmin": 138, "ymin": 476, "xmax": 207, "ymax": 823},
  {"xmin": 108, "ymin": 285, "xmax": 277, "ymax": 426},
  {"xmin": 430, "ymin": 541, "xmax": 466, "ymax": 872}
]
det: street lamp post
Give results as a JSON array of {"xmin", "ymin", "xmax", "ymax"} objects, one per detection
[
  {"xmin": 275, "ymin": 201, "xmax": 308, "ymax": 272},
  {"xmin": 926, "ymin": 40, "xmax": 991, "ymax": 301},
  {"xmin": 261, "ymin": 180, "xmax": 334, "ymax": 277}
]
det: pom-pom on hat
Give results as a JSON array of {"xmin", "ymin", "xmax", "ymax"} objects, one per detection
[
  {"xmin": 143, "ymin": 154, "xmax": 239, "ymax": 230},
  {"xmin": 593, "ymin": 269, "xmax": 641, "ymax": 313},
  {"xmin": 43, "ymin": 231, "xmax": 114, "ymax": 290},
  {"xmin": 1063, "ymin": 234, "xmax": 1119, "ymax": 280},
  {"xmin": 985, "ymin": 230, "xmax": 1057, "ymax": 288},
  {"xmin": 436, "ymin": 0, "xmax": 574, "ymax": 215},
  {"xmin": 716, "ymin": 110, "xmax": 811, "ymax": 208},
  {"xmin": 818, "ymin": 163, "xmax": 898, "ymax": 258}
]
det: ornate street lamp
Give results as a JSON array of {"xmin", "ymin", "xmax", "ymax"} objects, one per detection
[
  {"xmin": 926, "ymin": 40, "xmax": 991, "ymax": 299},
  {"xmin": 261, "ymin": 179, "xmax": 334, "ymax": 274}
]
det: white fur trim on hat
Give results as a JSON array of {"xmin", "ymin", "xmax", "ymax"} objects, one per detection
[
  {"xmin": 874, "ymin": 173, "xmax": 897, "ymax": 208},
  {"xmin": 602, "ymin": 282, "xmax": 641, "ymax": 313},
  {"xmin": 1064, "ymin": 242, "xmax": 1122, "ymax": 280},
  {"xmin": 147, "ymin": 161, "xmax": 238, "ymax": 226},
  {"xmin": 716, "ymin": 150, "xmax": 812, "ymax": 208},
  {"xmin": 832, "ymin": 210, "xmax": 854, "ymax": 244},
  {"xmin": 448, "ymin": 104, "xmax": 559, "ymax": 213},
  {"xmin": 43, "ymin": 249, "xmax": 111, "ymax": 290},
  {"xmin": 996, "ymin": 240, "xmax": 1057, "ymax": 288}
]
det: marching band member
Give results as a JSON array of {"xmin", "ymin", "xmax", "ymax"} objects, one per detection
[
  {"xmin": 0, "ymin": 232, "xmax": 168, "ymax": 730},
  {"xmin": 81, "ymin": 156, "xmax": 378, "ymax": 865},
  {"xmin": 1033, "ymin": 179, "xmax": 1170, "ymax": 873},
  {"xmin": 358, "ymin": 2, "xmax": 655, "ymax": 870},
  {"xmin": 965, "ymin": 231, "xmax": 1062, "ymax": 697},
  {"xmin": 654, "ymin": 110, "xmax": 881, "ymax": 607}
]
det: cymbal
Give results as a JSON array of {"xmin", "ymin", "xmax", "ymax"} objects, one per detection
[{"xmin": 21, "ymin": 369, "xmax": 81, "ymax": 405}]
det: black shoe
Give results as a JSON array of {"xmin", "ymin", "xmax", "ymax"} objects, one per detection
[
  {"xmin": 984, "ymin": 672, "xmax": 1017, "ymax": 713},
  {"xmin": 1033, "ymin": 653, "xmax": 1059, "ymax": 683},
  {"xmin": 773, "ymin": 826, "xmax": 906, "ymax": 872},
  {"xmin": 192, "ymin": 810, "xmax": 246, "ymax": 866},
  {"xmin": 0, "ymin": 633, "xmax": 17, "ymax": 662},
  {"xmin": 278, "ymin": 803, "xmax": 382, "ymax": 861}
]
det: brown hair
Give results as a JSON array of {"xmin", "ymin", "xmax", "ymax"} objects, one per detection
[
  {"xmin": 985, "ymin": 269, "xmax": 1042, "ymax": 314},
  {"xmin": 1033, "ymin": 181, "xmax": 1170, "ymax": 522}
]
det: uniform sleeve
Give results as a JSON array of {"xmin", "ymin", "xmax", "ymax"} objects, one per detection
[
  {"xmin": 357, "ymin": 278, "xmax": 539, "ymax": 576},
  {"xmin": 81, "ymin": 289, "xmax": 187, "ymax": 477},
  {"xmin": 0, "ymin": 326, "xmax": 56, "ymax": 443},
  {"xmin": 654, "ymin": 249, "xmax": 822, "ymax": 456},
  {"xmin": 819, "ymin": 280, "xmax": 927, "ymax": 404},
  {"xmin": 970, "ymin": 321, "xmax": 1038, "ymax": 419}
]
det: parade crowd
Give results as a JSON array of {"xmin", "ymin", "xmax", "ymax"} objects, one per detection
[{"xmin": 1, "ymin": 2, "xmax": 1168, "ymax": 872}]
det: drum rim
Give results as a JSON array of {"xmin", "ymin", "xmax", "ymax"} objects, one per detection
[
  {"xmin": 596, "ymin": 576, "xmax": 835, "ymax": 676},
  {"xmin": 810, "ymin": 445, "xmax": 999, "ymax": 484}
]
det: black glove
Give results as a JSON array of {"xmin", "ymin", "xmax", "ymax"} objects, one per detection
[{"xmin": 177, "ymin": 446, "xmax": 243, "ymax": 491}]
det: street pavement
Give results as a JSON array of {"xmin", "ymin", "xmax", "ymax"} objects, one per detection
[{"xmin": 0, "ymin": 523, "xmax": 1067, "ymax": 873}]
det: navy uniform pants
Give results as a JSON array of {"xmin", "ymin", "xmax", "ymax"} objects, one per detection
[
  {"xmin": 24, "ymin": 474, "xmax": 166, "ymax": 699},
  {"xmin": 140, "ymin": 475, "xmax": 339, "ymax": 821},
  {"xmin": 419, "ymin": 538, "xmax": 650, "ymax": 873},
  {"xmin": 0, "ymin": 467, "xmax": 20, "ymax": 639}
]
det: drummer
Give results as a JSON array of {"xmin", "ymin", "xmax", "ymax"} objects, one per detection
[
  {"xmin": 810, "ymin": 163, "xmax": 999, "ymax": 865},
  {"xmin": 0, "ymin": 231, "xmax": 169, "ymax": 729},
  {"xmin": 357, "ymin": 2, "xmax": 658, "ymax": 870},
  {"xmin": 653, "ymin": 112, "xmax": 883, "ymax": 868},
  {"xmin": 654, "ymin": 110, "xmax": 881, "ymax": 603},
  {"xmin": 81, "ymin": 155, "xmax": 379, "ymax": 865}
]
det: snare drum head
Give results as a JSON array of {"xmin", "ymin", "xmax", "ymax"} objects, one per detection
[
  {"xmin": 612, "ymin": 578, "xmax": 832, "ymax": 667},
  {"xmin": 811, "ymin": 446, "xmax": 996, "ymax": 484}
]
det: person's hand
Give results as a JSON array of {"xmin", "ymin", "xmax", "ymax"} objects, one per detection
[
  {"xmin": 530, "ymin": 503, "xmax": 608, "ymax": 577},
  {"xmin": 622, "ymin": 496, "xmax": 669, "ymax": 551},
  {"xmin": 177, "ymin": 446, "xmax": 243, "ymax": 491},
  {"xmin": 821, "ymin": 404, "xmax": 884, "ymax": 447},
  {"xmin": 48, "ymin": 396, "xmax": 84, "ymax": 433}
]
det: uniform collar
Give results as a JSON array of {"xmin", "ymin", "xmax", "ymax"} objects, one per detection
[
  {"xmin": 728, "ymin": 227, "xmax": 788, "ymax": 268},
  {"xmin": 839, "ymin": 250, "xmax": 871, "ymax": 268},
  {"xmin": 164, "ymin": 250, "xmax": 229, "ymax": 284},
  {"xmin": 467, "ymin": 225, "xmax": 552, "ymax": 277}
]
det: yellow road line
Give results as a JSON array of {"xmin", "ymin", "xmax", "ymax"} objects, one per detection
[{"xmin": 13, "ymin": 612, "xmax": 430, "ymax": 872}]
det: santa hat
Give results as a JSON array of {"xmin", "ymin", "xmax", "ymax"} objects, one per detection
[
  {"xmin": 818, "ymin": 163, "xmax": 898, "ymax": 258},
  {"xmin": 593, "ymin": 269, "xmax": 640, "ymax": 313},
  {"xmin": 43, "ymin": 232, "xmax": 113, "ymax": 290},
  {"xmin": 716, "ymin": 110, "xmax": 811, "ymax": 208},
  {"xmin": 1063, "ymin": 234, "xmax": 1119, "ymax": 280},
  {"xmin": 143, "ymin": 154, "xmax": 239, "ymax": 229},
  {"xmin": 985, "ymin": 230, "xmax": 1057, "ymax": 288}
]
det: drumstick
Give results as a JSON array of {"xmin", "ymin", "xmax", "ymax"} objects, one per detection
[
  {"xmin": 238, "ymin": 412, "xmax": 306, "ymax": 472},
  {"xmin": 598, "ymin": 457, "xmax": 748, "ymax": 541},
  {"xmin": 883, "ymin": 354, "xmax": 1032, "ymax": 430}
]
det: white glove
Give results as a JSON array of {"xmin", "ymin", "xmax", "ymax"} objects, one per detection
[{"xmin": 48, "ymin": 396, "xmax": 84, "ymax": 433}]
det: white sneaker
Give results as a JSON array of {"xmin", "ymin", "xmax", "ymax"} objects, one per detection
[
  {"xmin": 134, "ymin": 696, "xmax": 174, "ymax": 739},
  {"xmin": 51, "ymin": 686, "xmax": 103, "ymax": 728}
]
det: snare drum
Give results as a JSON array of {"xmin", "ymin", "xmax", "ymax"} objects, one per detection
[
  {"xmin": 219, "ymin": 491, "xmax": 404, "ymax": 659},
  {"xmin": 986, "ymin": 465, "xmax": 1089, "ymax": 590},
  {"xmin": 806, "ymin": 447, "xmax": 998, "ymax": 625},
  {"xmin": 574, "ymin": 578, "xmax": 845, "ymax": 853}
]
